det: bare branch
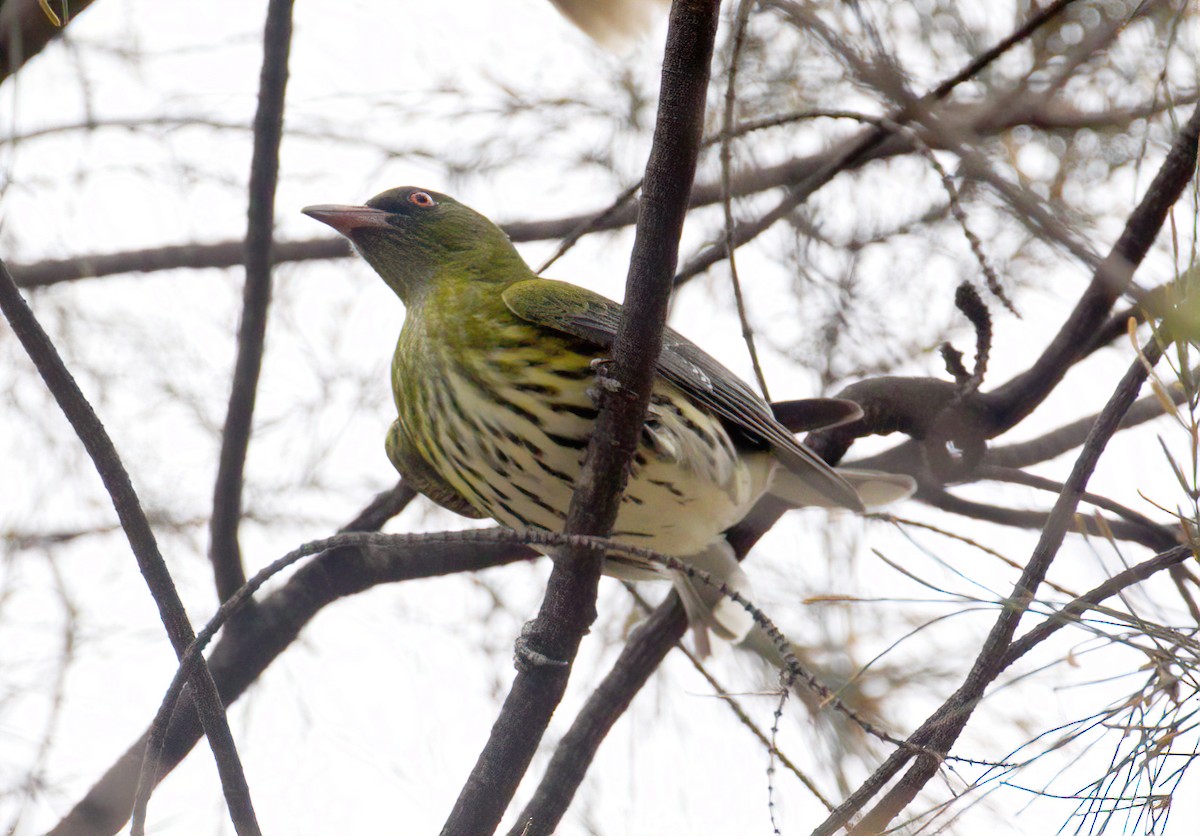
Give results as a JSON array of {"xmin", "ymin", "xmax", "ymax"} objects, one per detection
[
  {"xmin": 508, "ymin": 596, "xmax": 687, "ymax": 836},
  {"xmin": 720, "ymin": 0, "xmax": 771, "ymax": 400},
  {"xmin": 0, "ymin": 258, "xmax": 259, "ymax": 835},
  {"xmin": 1000, "ymin": 545, "xmax": 1194, "ymax": 670},
  {"xmin": 985, "ymin": 382, "xmax": 1189, "ymax": 470},
  {"xmin": 17, "ymin": 93, "xmax": 1194, "ymax": 290},
  {"xmin": 821, "ymin": 339, "xmax": 1162, "ymax": 835},
  {"xmin": 671, "ymin": 0, "xmax": 1083, "ymax": 285},
  {"xmin": 985, "ymin": 104, "xmax": 1200, "ymax": 430},
  {"xmin": 48, "ymin": 483, "xmax": 532, "ymax": 836},
  {"xmin": 918, "ymin": 481, "xmax": 1175, "ymax": 554},
  {"xmin": 812, "ymin": 104, "xmax": 1200, "ymax": 487},
  {"xmin": 10, "ymin": 238, "xmax": 350, "ymax": 289},
  {"xmin": 440, "ymin": 3, "xmax": 721, "ymax": 833},
  {"xmin": 205, "ymin": 0, "xmax": 296, "ymax": 607}
]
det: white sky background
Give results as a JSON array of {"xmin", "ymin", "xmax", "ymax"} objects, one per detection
[{"xmin": 2, "ymin": 0, "xmax": 1200, "ymax": 834}]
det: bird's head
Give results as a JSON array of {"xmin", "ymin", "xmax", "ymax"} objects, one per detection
[{"xmin": 303, "ymin": 186, "xmax": 529, "ymax": 304}]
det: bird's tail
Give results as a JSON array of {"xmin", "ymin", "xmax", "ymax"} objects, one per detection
[{"xmin": 770, "ymin": 466, "xmax": 915, "ymax": 510}]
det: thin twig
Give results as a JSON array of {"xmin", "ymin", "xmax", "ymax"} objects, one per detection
[
  {"xmin": 976, "ymin": 464, "xmax": 1176, "ymax": 551},
  {"xmin": 720, "ymin": 0, "xmax": 771, "ymax": 400},
  {"xmin": 207, "ymin": 0, "xmax": 296, "ymax": 604},
  {"xmin": 985, "ymin": 104, "xmax": 1200, "ymax": 430},
  {"xmin": 18, "ymin": 91, "xmax": 1191, "ymax": 291},
  {"xmin": 671, "ymin": 0, "xmax": 1083, "ymax": 285},
  {"xmin": 675, "ymin": 634, "xmax": 837, "ymax": 814},
  {"xmin": 821, "ymin": 339, "xmax": 1163, "ymax": 835},
  {"xmin": 535, "ymin": 180, "xmax": 642, "ymax": 275},
  {"xmin": 1000, "ymin": 545, "xmax": 1194, "ymax": 671}
]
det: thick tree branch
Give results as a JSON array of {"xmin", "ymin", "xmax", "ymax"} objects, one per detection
[
  {"xmin": 440, "ymin": 4, "xmax": 720, "ymax": 833},
  {"xmin": 0, "ymin": 0, "xmax": 97, "ymax": 84},
  {"xmin": 509, "ymin": 596, "xmax": 687, "ymax": 836},
  {"xmin": 507, "ymin": 491, "xmax": 797, "ymax": 834},
  {"xmin": 917, "ymin": 481, "xmax": 1176, "ymax": 554},
  {"xmin": 983, "ymin": 104, "xmax": 1200, "ymax": 429},
  {"xmin": 812, "ymin": 103, "xmax": 1200, "ymax": 486}
]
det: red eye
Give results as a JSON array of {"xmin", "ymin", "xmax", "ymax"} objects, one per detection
[{"xmin": 409, "ymin": 191, "xmax": 436, "ymax": 208}]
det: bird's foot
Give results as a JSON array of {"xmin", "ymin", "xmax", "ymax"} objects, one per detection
[
  {"xmin": 514, "ymin": 620, "xmax": 569, "ymax": 671},
  {"xmin": 587, "ymin": 358, "xmax": 622, "ymax": 405}
]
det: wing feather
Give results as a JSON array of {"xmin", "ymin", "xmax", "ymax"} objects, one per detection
[{"xmin": 502, "ymin": 279, "xmax": 863, "ymax": 511}]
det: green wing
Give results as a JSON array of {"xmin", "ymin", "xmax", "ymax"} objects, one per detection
[
  {"xmin": 501, "ymin": 278, "xmax": 863, "ymax": 511},
  {"xmin": 385, "ymin": 419, "xmax": 485, "ymax": 519}
]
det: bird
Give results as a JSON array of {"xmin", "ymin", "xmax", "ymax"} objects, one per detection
[
  {"xmin": 546, "ymin": 0, "xmax": 667, "ymax": 47},
  {"xmin": 303, "ymin": 187, "xmax": 913, "ymax": 653}
]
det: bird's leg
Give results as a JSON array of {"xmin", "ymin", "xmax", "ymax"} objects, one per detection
[
  {"xmin": 514, "ymin": 619, "xmax": 570, "ymax": 670},
  {"xmin": 640, "ymin": 399, "xmax": 681, "ymax": 463}
]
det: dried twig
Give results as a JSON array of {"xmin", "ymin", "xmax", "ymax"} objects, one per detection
[
  {"xmin": 206, "ymin": 0, "xmax": 296, "ymax": 605},
  {"xmin": 0, "ymin": 259, "xmax": 259, "ymax": 836}
]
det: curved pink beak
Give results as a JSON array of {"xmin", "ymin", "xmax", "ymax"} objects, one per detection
[{"xmin": 302, "ymin": 204, "xmax": 393, "ymax": 237}]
